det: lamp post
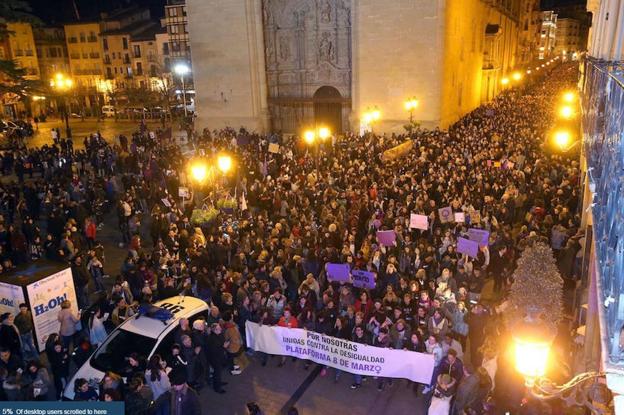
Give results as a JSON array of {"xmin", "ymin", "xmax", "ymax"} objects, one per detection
[
  {"xmin": 49, "ymin": 73, "xmax": 74, "ymax": 138},
  {"xmin": 404, "ymin": 97, "xmax": 418, "ymax": 124},
  {"xmin": 512, "ymin": 318, "xmax": 608, "ymax": 413},
  {"xmin": 174, "ymin": 63, "xmax": 190, "ymax": 118},
  {"xmin": 303, "ymin": 126, "xmax": 331, "ymax": 172},
  {"xmin": 362, "ymin": 106, "xmax": 381, "ymax": 133}
]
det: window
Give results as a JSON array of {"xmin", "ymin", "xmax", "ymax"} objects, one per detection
[
  {"xmin": 136, "ymin": 62, "xmax": 143, "ymax": 75},
  {"xmin": 170, "ymin": 25, "xmax": 179, "ymax": 35},
  {"xmin": 163, "ymin": 43, "xmax": 169, "ymax": 55},
  {"xmin": 90, "ymin": 329, "xmax": 157, "ymax": 373},
  {"xmin": 88, "ymin": 32, "xmax": 97, "ymax": 42},
  {"xmin": 114, "ymin": 67, "xmax": 118, "ymax": 74},
  {"xmin": 122, "ymin": 37, "xmax": 128, "ymax": 50},
  {"xmin": 124, "ymin": 53, "xmax": 130, "ymax": 64},
  {"xmin": 80, "ymin": 32, "xmax": 86, "ymax": 42},
  {"xmin": 103, "ymin": 38, "xmax": 109, "ymax": 51},
  {"xmin": 133, "ymin": 45, "xmax": 141, "ymax": 57},
  {"xmin": 49, "ymin": 48, "xmax": 58, "ymax": 58},
  {"xmin": 168, "ymin": 7, "xmax": 178, "ymax": 17},
  {"xmin": 106, "ymin": 67, "xmax": 112, "ymax": 78},
  {"xmin": 171, "ymin": 41, "xmax": 180, "ymax": 52}
]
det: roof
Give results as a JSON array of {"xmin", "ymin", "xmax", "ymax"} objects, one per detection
[
  {"xmin": 120, "ymin": 295, "xmax": 208, "ymax": 339},
  {"xmin": 131, "ymin": 23, "xmax": 164, "ymax": 41}
]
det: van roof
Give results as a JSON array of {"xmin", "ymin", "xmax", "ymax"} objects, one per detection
[{"xmin": 120, "ymin": 296, "xmax": 208, "ymax": 339}]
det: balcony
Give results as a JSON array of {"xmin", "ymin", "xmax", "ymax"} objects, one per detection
[
  {"xmin": 89, "ymin": 52, "xmax": 100, "ymax": 59},
  {"xmin": 87, "ymin": 36, "xmax": 97, "ymax": 42},
  {"xmin": 70, "ymin": 53, "xmax": 80, "ymax": 60},
  {"xmin": 68, "ymin": 37, "xmax": 78, "ymax": 43}
]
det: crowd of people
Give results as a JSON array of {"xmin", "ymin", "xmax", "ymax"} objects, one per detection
[{"xmin": 0, "ymin": 63, "xmax": 582, "ymax": 415}]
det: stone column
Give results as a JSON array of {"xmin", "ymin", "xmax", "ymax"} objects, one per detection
[{"xmin": 187, "ymin": 0, "xmax": 269, "ymax": 132}]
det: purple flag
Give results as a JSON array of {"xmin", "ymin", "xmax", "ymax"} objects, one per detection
[
  {"xmin": 352, "ymin": 270, "xmax": 376, "ymax": 289},
  {"xmin": 376, "ymin": 230, "xmax": 396, "ymax": 247},
  {"xmin": 467, "ymin": 228, "xmax": 490, "ymax": 247},
  {"xmin": 457, "ymin": 237, "xmax": 479, "ymax": 258},
  {"xmin": 326, "ymin": 263, "xmax": 351, "ymax": 283}
]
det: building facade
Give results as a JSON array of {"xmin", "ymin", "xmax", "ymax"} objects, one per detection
[
  {"xmin": 63, "ymin": 22, "xmax": 104, "ymax": 109},
  {"xmin": 162, "ymin": 0, "xmax": 191, "ymax": 66},
  {"xmin": 4, "ymin": 23, "xmax": 40, "ymax": 81},
  {"xmin": 517, "ymin": 0, "xmax": 542, "ymax": 65},
  {"xmin": 554, "ymin": 18, "xmax": 582, "ymax": 56},
  {"xmin": 34, "ymin": 27, "xmax": 70, "ymax": 83},
  {"xmin": 538, "ymin": 11, "xmax": 557, "ymax": 59},
  {"xmin": 188, "ymin": 0, "xmax": 525, "ymax": 134}
]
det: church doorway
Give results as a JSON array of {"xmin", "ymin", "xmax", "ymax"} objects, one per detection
[{"xmin": 313, "ymin": 86, "xmax": 343, "ymax": 134}]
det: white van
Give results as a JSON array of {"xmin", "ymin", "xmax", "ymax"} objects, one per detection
[
  {"xmin": 63, "ymin": 296, "xmax": 209, "ymax": 400},
  {"xmin": 101, "ymin": 106, "xmax": 116, "ymax": 118}
]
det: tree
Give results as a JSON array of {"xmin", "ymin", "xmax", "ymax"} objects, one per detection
[{"xmin": 506, "ymin": 240, "xmax": 564, "ymax": 329}]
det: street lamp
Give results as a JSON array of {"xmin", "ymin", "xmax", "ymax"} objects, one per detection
[
  {"xmin": 562, "ymin": 91, "xmax": 577, "ymax": 103},
  {"xmin": 512, "ymin": 318, "xmax": 608, "ymax": 413},
  {"xmin": 558, "ymin": 104, "xmax": 575, "ymax": 119},
  {"xmin": 404, "ymin": 97, "xmax": 418, "ymax": 124},
  {"xmin": 174, "ymin": 63, "xmax": 190, "ymax": 118},
  {"xmin": 501, "ymin": 77, "xmax": 510, "ymax": 86},
  {"xmin": 189, "ymin": 161, "xmax": 208, "ymax": 184},
  {"xmin": 217, "ymin": 154, "xmax": 233, "ymax": 175},
  {"xmin": 304, "ymin": 130, "xmax": 316, "ymax": 145},
  {"xmin": 49, "ymin": 72, "xmax": 74, "ymax": 138},
  {"xmin": 318, "ymin": 126, "xmax": 330, "ymax": 142},
  {"xmin": 512, "ymin": 71, "xmax": 523, "ymax": 81}
]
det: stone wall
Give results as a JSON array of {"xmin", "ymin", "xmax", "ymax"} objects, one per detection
[{"xmin": 187, "ymin": 0, "xmax": 269, "ymax": 132}]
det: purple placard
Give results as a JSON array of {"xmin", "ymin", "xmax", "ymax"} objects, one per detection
[
  {"xmin": 468, "ymin": 228, "xmax": 490, "ymax": 247},
  {"xmin": 326, "ymin": 263, "xmax": 351, "ymax": 282},
  {"xmin": 457, "ymin": 237, "xmax": 479, "ymax": 258},
  {"xmin": 376, "ymin": 230, "xmax": 396, "ymax": 247},
  {"xmin": 352, "ymin": 270, "xmax": 376, "ymax": 289}
]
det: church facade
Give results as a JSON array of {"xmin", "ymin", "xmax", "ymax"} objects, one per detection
[{"xmin": 187, "ymin": 0, "xmax": 526, "ymax": 134}]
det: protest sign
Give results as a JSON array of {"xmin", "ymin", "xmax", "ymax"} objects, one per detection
[
  {"xmin": 457, "ymin": 237, "xmax": 479, "ymax": 258},
  {"xmin": 351, "ymin": 270, "xmax": 376, "ymax": 289},
  {"xmin": 268, "ymin": 143, "xmax": 280, "ymax": 154},
  {"xmin": 409, "ymin": 213, "xmax": 428, "ymax": 230},
  {"xmin": 454, "ymin": 212, "xmax": 465, "ymax": 223},
  {"xmin": 468, "ymin": 228, "xmax": 490, "ymax": 247},
  {"xmin": 469, "ymin": 210, "xmax": 481, "ymax": 224},
  {"xmin": 326, "ymin": 263, "xmax": 351, "ymax": 283},
  {"xmin": 438, "ymin": 207, "xmax": 453, "ymax": 223},
  {"xmin": 246, "ymin": 322, "xmax": 434, "ymax": 383},
  {"xmin": 161, "ymin": 198, "xmax": 171, "ymax": 208},
  {"xmin": 376, "ymin": 230, "xmax": 396, "ymax": 246},
  {"xmin": 178, "ymin": 187, "xmax": 190, "ymax": 199}
]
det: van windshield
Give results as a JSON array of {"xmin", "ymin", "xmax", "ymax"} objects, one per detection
[{"xmin": 90, "ymin": 329, "xmax": 156, "ymax": 374}]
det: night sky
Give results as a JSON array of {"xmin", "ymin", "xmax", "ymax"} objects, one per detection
[{"xmin": 28, "ymin": 0, "xmax": 166, "ymax": 24}]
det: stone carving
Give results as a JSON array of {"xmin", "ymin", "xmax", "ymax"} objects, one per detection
[
  {"xmin": 320, "ymin": 0, "xmax": 332, "ymax": 23},
  {"xmin": 319, "ymin": 32, "xmax": 334, "ymax": 62},
  {"xmin": 279, "ymin": 36, "xmax": 291, "ymax": 61},
  {"xmin": 266, "ymin": 36, "xmax": 276, "ymax": 63}
]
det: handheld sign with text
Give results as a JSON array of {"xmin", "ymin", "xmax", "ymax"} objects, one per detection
[
  {"xmin": 409, "ymin": 213, "xmax": 429, "ymax": 230},
  {"xmin": 469, "ymin": 210, "xmax": 481, "ymax": 224},
  {"xmin": 268, "ymin": 143, "xmax": 280, "ymax": 154},
  {"xmin": 454, "ymin": 212, "xmax": 465, "ymax": 223},
  {"xmin": 326, "ymin": 263, "xmax": 351, "ymax": 283},
  {"xmin": 376, "ymin": 230, "xmax": 396, "ymax": 247},
  {"xmin": 438, "ymin": 206, "xmax": 453, "ymax": 223},
  {"xmin": 352, "ymin": 269, "xmax": 376, "ymax": 289},
  {"xmin": 457, "ymin": 237, "xmax": 479, "ymax": 258},
  {"xmin": 467, "ymin": 228, "xmax": 490, "ymax": 247},
  {"xmin": 178, "ymin": 187, "xmax": 190, "ymax": 199}
]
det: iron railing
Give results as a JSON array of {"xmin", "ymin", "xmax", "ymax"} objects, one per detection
[{"xmin": 581, "ymin": 57, "xmax": 624, "ymax": 364}]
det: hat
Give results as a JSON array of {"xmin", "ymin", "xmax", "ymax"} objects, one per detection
[{"xmin": 169, "ymin": 368, "xmax": 187, "ymax": 386}]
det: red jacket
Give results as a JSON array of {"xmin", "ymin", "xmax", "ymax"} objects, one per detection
[
  {"xmin": 277, "ymin": 315, "xmax": 298, "ymax": 328},
  {"xmin": 85, "ymin": 221, "xmax": 97, "ymax": 239}
]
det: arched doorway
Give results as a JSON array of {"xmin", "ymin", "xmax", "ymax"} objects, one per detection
[{"xmin": 313, "ymin": 86, "xmax": 343, "ymax": 133}]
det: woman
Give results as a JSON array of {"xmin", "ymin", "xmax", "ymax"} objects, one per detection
[
  {"xmin": 57, "ymin": 300, "xmax": 80, "ymax": 350},
  {"xmin": 428, "ymin": 309, "xmax": 449, "ymax": 338},
  {"xmin": 354, "ymin": 290, "xmax": 373, "ymax": 319},
  {"xmin": 74, "ymin": 378, "xmax": 99, "ymax": 401},
  {"xmin": 145, "ymin": 355, "xmax": 171, "ymax": 415},
  {"xmin": 89, "ymin": 307, "xmax": 108, "ymax": 348},
  {"xmin": 48, "ymin": 341, "xmax": 70, "ymax": 399},
  {"xmin": 25, "ymin": 360, "xmax": 53, "ymax": 401},
  {"xmin": 451, "ymin": 302, "xmax": 469, "ymax": 350}
]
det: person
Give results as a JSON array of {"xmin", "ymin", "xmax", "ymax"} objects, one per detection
[
  {"xmin": 438, "ymin": 348, "xmax": 463, "ymax": 394},
  {"xmin": 451, "ymin": 364, "xmax": 480, "ymax": 415},
  {"xmin": 47, "ymin": 341, "xmax": 70, "ymax": 399},
  {"xmin": 206, "ymin": 323, "xmax": 227, "ymax": 393},
  {"xmin": 74, "ymin": 378, "xmax": 99, "ymax": 401},
  {"xmin": 0, "ymin": 313, "xmax": 22, "ymax": 358},
  {"xmin": 169, "ymin": 369, "xmax": 201, "ymax": 415},
  {"xmin": 145, "ymin": 354, "xmax": 171, "ymax": 415},
  {"xmin": 125, "ymin": 376, "xmax": 152, "ymax": 415},
  {"xmin": 112, "ymin": 297, "xmax": 135, "ymax": 326},
  {"xmin": 428, "ymin": 374, "xmax": 454, "ymax": 415},
  {"xmin": 223, "ymin": 311, "xmax": 244, "ymax": 375},
  {"xmin": 14, "ymin": 304, "xmax": 36, "ymax": 361},
  {"xmin": 0, "ymin": 348, "xmax": 23, "ymax": 378},
  {"xmin": 371, "ymin": 327, "xmax": 391, "ymax": 391},
  {"xmin": 122, "ymin": 352, "xmax": 145, "ymax": 379},
  {"xmin": 57, "ymin": 300, "xmax": 80, "ymax": 350},
  {"xmin": 441, "ymin": 333, "xmax": 464, "ymax": 361},
  {"xmin": 89, "ymin": 307, "xmax": 108, "ymax": 347},
  {"xmin": 24, "ymin": 360, "xmax": 53, "ymax": 401},
  {"xmin": 423, "ymin": 334, "xmax": 444, "ymax": 394}
]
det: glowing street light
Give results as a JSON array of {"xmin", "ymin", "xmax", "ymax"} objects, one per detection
[
  {"xmin": 49, "ymin": 73, "xmax": 74, "ymax": 137},
  {"xmin": 404, "ymin": 97, "xmax": 419, "ymax": 124},
  {"xmin": 217, "ymin": 154, "xmax": 233, "ymax": 174},
  {"xmin": 318, "ymin": 127, "xmax": 330, "ymax": 141},
  {"xmin": 512, "ymin": 71, "xmax": 523, "ymax": 81},
  {"xmin": 174, "ymin": 63, "xmax": 191, "ymax": 117},
  {"xmin": 303, "ymin": 130, "xmax": 316, "ymax": 145},
  {"xmin": 513, "ymin": 320, "xmax": 553, "ymax": 386},
  {"xmin": 190, "ymin": 162, "xmax": 208, "ymax": 183},
  {"xmin": 558, "ymin": 105, "xmax": 575, "ymax": 119},
  {"xmin": 501, "ymin": 77, "xmax": 510, "ymax": 86},
  {"xmin": 562, "ymin": 91, "xmax": 577, "ymax": 103},
  {"xmin": 553, "ymin": 129, "xmax": 572, "ymax": 150},
  {"xmin": 526, "ymin": 69, "xmax": 532, "ymax": 74},
  {"xmin": 371, "ymin": 108, "xmax": 381, "ymax": 121}
]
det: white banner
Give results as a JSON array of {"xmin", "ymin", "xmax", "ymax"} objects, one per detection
[
  {"xmin": 245, "ymin": 321, "xmax": 434, "ymax": 383},
  {"xmin": 0, "ymin": 281, "xmax": 25, "ymax": 316},
  {"xmin": 27, "ymin": 268, "xmax": 78, "ymax": 351}
]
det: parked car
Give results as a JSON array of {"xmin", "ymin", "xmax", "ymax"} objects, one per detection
[
  {"xmin": 63, "ymin": 295, "xmax": 209, "ymax": 400},
  {"xmin": 101, "ymin": 105, "xmax": 116, "ymax": 118}
]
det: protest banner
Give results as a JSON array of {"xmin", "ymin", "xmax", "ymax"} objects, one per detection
[
  {"xmin": 0, "ymin": 281, "xmax": 25, "ymax": 316},
  {"xmin": 457, "ymin": 237, "xmax": 479, "ymax": 258},
  {"xmin": 246, "ymin": 321, "xmax": 434, "ymax": 383},
  {"xmin": 376, "ymin": 230, "xmax": 396, "ymax": 246},
  {"xmin": 381, "ymin": 140, "xmax": 413, "ymax": 162},
  {"xmin": 351, "ymin": 270, "xmax": 376, "ymax": 289},
  {"xmin": 268, "ymin": 143, "xmax": 280, "ymax": 154},
  {"xmin": 438, "ymin": 207, "xmax": 453, "ymax": 223},
  {"xmin": 409, "ymin": 213, "xmax": 428, "ymax": 230},
  {"xmin": 468, "ymin": 228, "xmax": 490, "ymax": 247},
  {"xmin": 454, "ymin": 212, "xmax": 465, "ymax": 223},
  {"xmin": 326, "ymin": 263, "xmax": 351, "ymax": 283}
]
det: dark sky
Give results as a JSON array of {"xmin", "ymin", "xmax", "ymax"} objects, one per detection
[
  {"xmin": 541, "ymin": 0, "xmax": 587, "ymax": 9},
  {"xmin": 28, "ymin": 0, "xmax": 166, "ymax": 24}
]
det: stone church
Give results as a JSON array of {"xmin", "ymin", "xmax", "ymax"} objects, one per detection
[{"xmin": 187, "ymin": 0, "xmax": 526, "ymax": 134}]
